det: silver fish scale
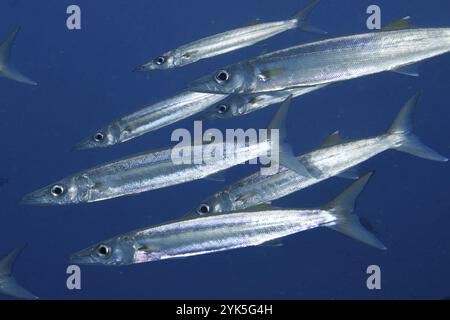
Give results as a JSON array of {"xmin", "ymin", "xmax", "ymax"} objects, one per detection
[
  {"xmin": 132, "ymin": 209, "xmax": 334, "ymax": 262},
  {"xmin": 246, "ymin": 28, "xmax": 450, "ymax": 92},
  {"xmin": 116, "ymin": 91, "xmax": 226, "ymax": 143},
  {"xmin": 221, "ymin": 135, "xmax": 394, "ymax": 211},
  {"xmin": 82, "ymin": 141, "xmax": 271, "ymax": 202},
  {"xmin": 174, "ymin": 20, "xmax": 297, "ymax": 64}
]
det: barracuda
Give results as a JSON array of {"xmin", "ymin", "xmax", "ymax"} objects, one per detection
[
  {"xmin": 69, "ymin": 173, "xmax": 385, "ymax": 266},
  {"xmin": 134, "ymin": 0, "xmax": 324, "ymax": 71},
  {"xmin": 188, "ymin": 24, "xmax": 450, "ymax": 94},
  {"xmin": 200, "ymin": 84, "xmax": 327, "ymax": 121},
  {"xmin": 75, "ymin": 91, "xmax": 227, "ymax": 150},
  {"xmin": 188, "ymin": 94, "xmax": 447, "ymax": 216},
  {"xmin": 22, "ymin": 97, "xmax": 311, "ymax": 205}
]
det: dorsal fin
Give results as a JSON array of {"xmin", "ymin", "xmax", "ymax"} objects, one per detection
[
  {"xmin": 383, "ymin": 16, "xmax": 413, "ymax": 31},
  {"xmin": 321, "ymin": 131, "xmax": 345, "ymax": 148},
  {"xmin": 246, "ymin": 18, "xmax": 262, "ymax": 27}
]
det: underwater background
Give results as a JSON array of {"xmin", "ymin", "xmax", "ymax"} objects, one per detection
[{"xmin": 1, "ymin": 0, "xmax": 450, "ymax": 299}]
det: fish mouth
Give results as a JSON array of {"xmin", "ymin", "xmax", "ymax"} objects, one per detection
[
  {"xmin": 188, "ymin": 76, "xmax": 230, "ymax": 94},
  {"xmin": 72, "ymin": 139, "xmax": 96, "ymax": 151},
  {"xmin": 69, "ymin": 251, "xmax": 95, "ymax": 265},
  {"xmin": 133, "ymin": 63, "xmax": 156, "ymax": 72},
  {"xmin": 20, "ymin": 190, "xmax": 49, "ymax": 206}
]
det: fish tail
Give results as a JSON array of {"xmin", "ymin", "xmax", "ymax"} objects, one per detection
[
  {"xmin": 0, "ymin": 27, "xmax": 37, "ymax": 86},
  {"xmin": 324, "ymin": 172, "xmax": 387, "ymax": 250},
  {"xmin": 388, "ymin": 93, "xmax": 448, "ymax": 162},
  {"xmin": 0, "ymin": 246, "xmax": 38, "ymax": 300},
  {"xmin": 291, "ymin": 0, "xmax": 327, "ymax": 34}
]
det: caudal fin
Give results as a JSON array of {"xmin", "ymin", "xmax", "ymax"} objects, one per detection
[
  {"xmin": 0, "ymin": 28, "xmax": 37, "ymax": 86},
  {"xmin": 292, "ymin": 0, "xmax": 327, "ymax": 34},
  {"xmin": 388, "ymin": 93, "xmax": 448, "ymax": 162},
  {"xmin": 0, "ymin": 246, "xmax": 38, "ymax": 300},
  {"xmin": 325, "ymin": 172, "xmax": 387, "ymax": 250}
]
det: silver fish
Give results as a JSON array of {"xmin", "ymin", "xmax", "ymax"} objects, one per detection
[
  {"xmin": 188, "ymin": 24, "xmax": 450, "ymax": 94},
  {"xmin": 201, "ymin": 84, "xmax": 327, "ymax": 121},
  {"xmin": 22, "ymin": 97, "xmax": 310, "ymax": 205},
  {"xmin": 69, "ymin": 173, "xmax": 385, "ymax": 267},
  {"xmin": 134, "ymin": 0, "xmax": 325, "ymax": 71},
  {"xmin": 0, "ymin": 246, "xmax": 38, "ymax": 300},
  {"xmin": 188, "ymin": 94, "xmax": 447, "ymax": 216},
  {"xmin": 75, "ymin": 91, "xmax": 227, "ymax": 150},
  {"xmin": 0, "ymin": 28, "xmax": 37, "ymax": 85}
]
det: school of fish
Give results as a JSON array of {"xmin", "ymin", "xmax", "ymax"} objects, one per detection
[{"xmin": 1, "ymin": 0, "xmax": 449, "ymax": 299}]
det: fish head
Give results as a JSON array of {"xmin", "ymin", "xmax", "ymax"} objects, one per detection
[
  {"xmin": 188, "ymin": 191, "xmax": 234, "ymax": 216},
  {"xmin": 134, "ymin": 53, "xmax": 176, "ymax": 71},
  {"xmin": 188, "ymin": 63, "xmax": 252, "ymax": 95},
  {"xmin": 69, "ymin": 237, "xmax": 135, "ymax": 266},
  {"xmin": 199, "ymin": 95, "xmax": 248, "ymax": 121},
  {"xmin": 21, "ymin": 174, "xmax": 94, "ymax": 205},
  {"xmin": 74, "ymin": 123, "xmax": 121, "ymax": 150}
]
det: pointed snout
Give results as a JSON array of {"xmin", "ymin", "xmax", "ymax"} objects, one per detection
[{"xmin": 133, "ymin": 62, "xmax": 157, "ymax": 72}]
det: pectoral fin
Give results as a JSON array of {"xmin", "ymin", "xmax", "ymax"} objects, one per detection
[{"xmin": 259, "ymin": 67, "xmax": 286, "ymax": 80}]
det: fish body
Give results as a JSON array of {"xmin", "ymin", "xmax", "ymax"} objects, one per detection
[
  {"xmin": 69, "ymin": 173, "xmax": 385, "ymax": 266},
  {"xmin": 23, "ymin": 97, "xmax": 310, "ymax": 206},
  {"xmin": 189, "ymin": 28, "xmax": 450, "ymax": 94},
  {"xmin": 22, "ymin": 140, "xmax": 272, "ymax": 205},
  {"xmin": 135, "ymin": 0, "xmax": 324, "ymax": 71},
  {"xmin": 189, "ymin": 94, "xmax": 448, "ymax": 216},
  {"xmin": 76, "ymin": 91, "xmax": 227, "ymax": 150}
]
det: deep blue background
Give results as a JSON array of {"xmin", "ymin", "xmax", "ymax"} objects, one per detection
[{"xmin": 1, "ymin": 0, "xmax": 450, "ymax": 300}]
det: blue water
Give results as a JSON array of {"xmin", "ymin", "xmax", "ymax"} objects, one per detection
[{"xmin": 1, "ymin": 0, "xmax": 450, "ymax": 300}]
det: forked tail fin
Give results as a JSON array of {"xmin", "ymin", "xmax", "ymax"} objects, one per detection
[
  {"xmin": 292, "ymin": 0, "xmax": 327, "ymax": 34},
  {"xmin": 325, "ymin": 172, "xmax": 387, "ymax": 250},
  {"xmin": 0, "ymin": 246, "xmax": 38, "ymax": 300},
  {"xmin": 0, "ymin": 28, "xmax": 37, "ymax": 86},
  {"xmin": 388, "ymin": 93, "xmax": 448, "ymax": 162}
]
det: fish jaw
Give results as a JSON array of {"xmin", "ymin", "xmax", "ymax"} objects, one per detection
[
  {"xmin": 74, "ymin": 123, "xmax": 122, "ymax": 151},
  {"xmin": 70, "ymin": 239, "xmax": 136, "ymax": 267},
  {"xmin": 134, "ymin": 54, "xmax": 176, "ymax": 71},
  {"xmin": 21, "ymin": 176, "xmax": 89, "ymax": 206}
]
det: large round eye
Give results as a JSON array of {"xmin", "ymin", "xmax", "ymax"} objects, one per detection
[
  {"xmin": 196, "ymin": 203, "xmax": 210, "ymax": 215},
  {"xmin": 96, "ymin": 244, "xmax": 111, "ymax": 258},
  {"xmin": 94, "ymin": 132, "xmax": 105, "ymax": 142},
  {"xmin": 217, "ymin": 104, "xmax": 229, "ymax": 114},
  {"xmin": 215, "ymin": 70, "xmax": 230, "ymax": 83},
  {"xmin": 155, "ymin": 56, "xmax": 166, "ymax": 65},
  {"xmin": 50, "ymin": 185, "xmax": 65, "ymax": 197}
]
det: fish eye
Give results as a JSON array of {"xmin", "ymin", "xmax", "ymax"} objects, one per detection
[
  {"xmin": 96, "ymin": 244, "xmax": 111, "ymax": 258},
  {"xmin": 196, "ymin": 203, "xmax": 210, "ymax": 215},
  {"xmin": 215, "ymin": 70, "xmax": 230, "ymax": 83},
  {"xmin": 94, "ymin": 132, "xmax": 105, "ymax": 142},
  {"xmin": 217, "ymin": 104, "xmax": 229, "ymax": 114},
  {"xmin": 155, "ymin": 56, "xmax": 166, "ymax": 65},
  {"xmin": 50, "ymin": 185, "xmax": 65, "ymax": 197}
]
